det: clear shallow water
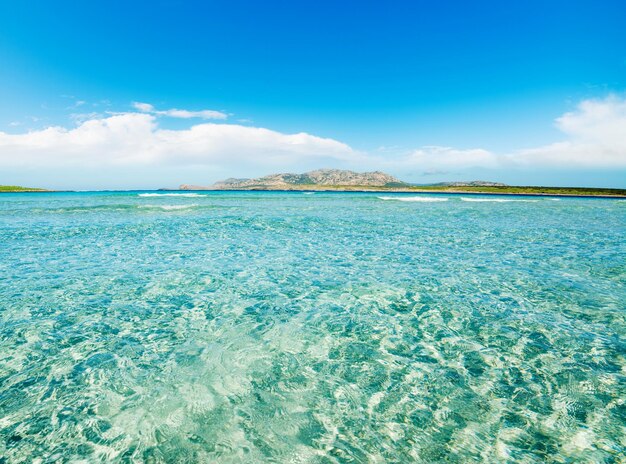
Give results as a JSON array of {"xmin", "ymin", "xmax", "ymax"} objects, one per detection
[{"xmin": 0, "ymin": 191, "xmax": 625, "ymax": 463}]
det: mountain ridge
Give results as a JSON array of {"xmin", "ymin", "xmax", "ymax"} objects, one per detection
[{"xmin": 180, "ymin": 169, "xmax": 406, "ymax": 190}]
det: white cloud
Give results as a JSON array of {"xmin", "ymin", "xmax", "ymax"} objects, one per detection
[
  {"xmin": 132, "ymin": 102, "xmax": 155, "ymax": 113},
  {"xmin": 0, "ymin": 113, "xmax": 357, "ymax": 170},
  {"xmin": 132, "ymin": 101, "xmax": 228, "ymax": 120},
  {"xmin": 162, "ymin": 109, "xmax": 228, "ymax": 119},
  {"xmin": 512, "ymin": 95, "xmax": 626, "ymax": 167},
  {"xmin": 395, "ymin": 95, "xmax": 626, "ymax": 171}
]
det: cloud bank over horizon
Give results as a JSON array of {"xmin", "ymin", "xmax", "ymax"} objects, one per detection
[
  {"xmin": 1, "ymin": 95, "xmax": 625, "ymax": 188},
  {"xmin": 403, "ymin": 95, "xmax": 626, "ymax": 171}
]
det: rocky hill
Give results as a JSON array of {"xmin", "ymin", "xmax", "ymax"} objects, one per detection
[{"xmin": 180, "ymin": 169, "xmax": 406, "ymax": 190}]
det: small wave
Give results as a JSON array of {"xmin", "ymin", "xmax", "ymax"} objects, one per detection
[
  {"xmin": 138, "ymin": 193, "xmax": 204, "ymax": 198},
  {"xmin": 303, "ymin": 192, "xmax": 315, "ymax": 195},
  {"xmin": 378, "ymin": 196, "xmax": 448, "ymax": 202},
  {"xmin": 34, "ymin": 204, "xmax": 137, "ymax": 213},
  {"xmin": 138, "ymin": 204, "xmax": 199, "ymax": 211},
  {"xmin": 460, "ymin": 197, "xmax": 540, "ymax": 203}
]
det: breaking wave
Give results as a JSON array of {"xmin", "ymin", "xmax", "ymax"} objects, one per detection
[
  {"xmin": 138, "ymin": 193, "xmax": 205, "ymax": 198},
  {"xmin": 138, "ymin": 204, "xmax": 200, "ymax": 211},
  {"xmin": 378, "ymin": 196, "xmax": 449, "ymax": 202},
  {"xmin": 460, "ymin": 197, "xmax": 540, "ymax": 202}
]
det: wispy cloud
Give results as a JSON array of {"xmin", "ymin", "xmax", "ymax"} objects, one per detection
[
  {"xmin": 132, "ymin": 102, "xmax": 228, "ymax": 120},
  {"xmin": 61, "ymin": 94, "xmax": 88, "ymax": 109},
  {"xmin": 132, "ymin": 102, "xmax": 155, "ymax": 113},
  {"xmin": 422, "ymin": 169, "xmax": 451, "ymax": 176},
  {"xmin": 398, "ymin": 146, "xmax": 498, "ymax": 170},
  {"xmin": 69, "ymin": 112, "xmax": 104, "ymax": 123}
]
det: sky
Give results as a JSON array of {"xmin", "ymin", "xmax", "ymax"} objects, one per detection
[{"xmin": 0, "ymin": 0, "xmax": 625, "ymax": 189}]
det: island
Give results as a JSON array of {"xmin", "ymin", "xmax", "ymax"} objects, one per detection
[{"xmin": 178, "ymin": 169, "xmax": 626, "ymax": 198}]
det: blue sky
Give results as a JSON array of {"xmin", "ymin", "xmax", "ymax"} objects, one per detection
[{"xmin": 1, "ymin": 0, "xmax": 625, "ymax": 189}]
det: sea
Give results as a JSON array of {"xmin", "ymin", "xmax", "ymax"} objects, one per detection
[{"xmin": 0, "ymin": 191, "xmax": 624, "ymax": 462}]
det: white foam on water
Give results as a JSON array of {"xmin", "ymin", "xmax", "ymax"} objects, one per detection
[
  {"xmin": 378, "ymin": 196, "xmax": 448, "ymax": 202},
  {"xmin": 460, "ymin": 197, "xmax": 540, "ymax": 202},
  {"xmin": 138, "ymin": 204, "xmax": 199, "ymax": 210},
  {"xmin": 303, "ymin": 192, "xmax": 315, "ymax": 195},
  {"xmin": 138, "ymin": 193, "xmax": 205, "ymax": 197}
]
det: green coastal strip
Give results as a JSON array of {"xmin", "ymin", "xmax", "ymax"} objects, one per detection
[
  {"xmin": 402, "ymin": 185, "xmax": 626, "ymax": 197},
  {"xmin": 0, "ymin": 185, "xmax": 48, "ymax": 192}
]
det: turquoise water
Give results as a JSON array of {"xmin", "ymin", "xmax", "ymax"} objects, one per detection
[{"xmin": 0, "ymin": 191, "xmax": 624, "ymax": 463}]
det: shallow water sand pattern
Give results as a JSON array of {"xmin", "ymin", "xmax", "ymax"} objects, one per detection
[{"xmin": 0, "ymin": 192, "xmax": 625, "ymax": 463}]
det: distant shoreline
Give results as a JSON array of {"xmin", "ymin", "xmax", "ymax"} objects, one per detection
[
  {"xmin": 176, "ymin": 185, "xmax": 626, "ymax": 198},
  {"xmin": 0, "ymin": 190, "xmax": 53, "ymax": 193},
  {"xmin": 2, "ymin": 187, "xmax": 625, "ymax": 198},
  {"xmin": 0, "ymin": 186, "xmax": 50, "ymax": 193}
]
